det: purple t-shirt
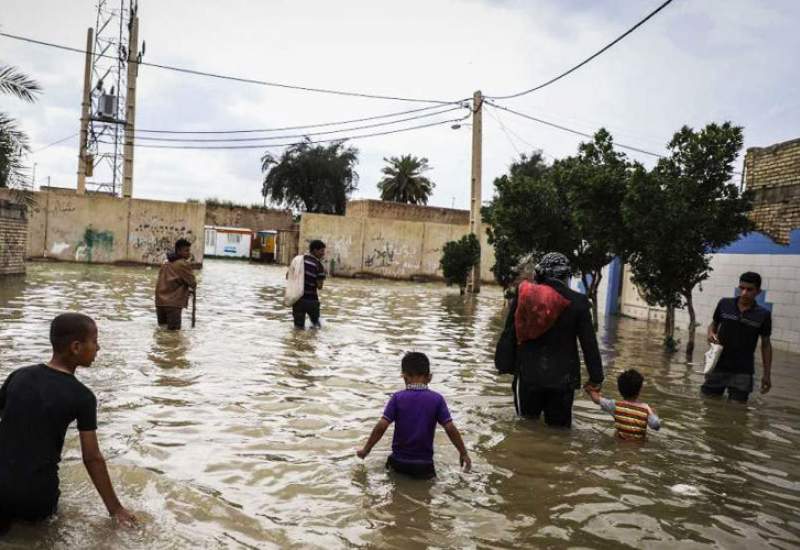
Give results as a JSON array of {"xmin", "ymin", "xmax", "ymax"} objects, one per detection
[{"xmin": 382, "ymin": 387, "xmax": 452, "ymax": 464}]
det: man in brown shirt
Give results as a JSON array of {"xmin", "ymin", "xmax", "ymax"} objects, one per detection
[{"xmin": 155, "ymin": 238, "xmax": 196, "ymax": 330}]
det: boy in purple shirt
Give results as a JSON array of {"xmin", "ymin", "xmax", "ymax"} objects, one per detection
[{"xmin": 356, "ymin": 352, "xmax": 471, "ymax": 479}]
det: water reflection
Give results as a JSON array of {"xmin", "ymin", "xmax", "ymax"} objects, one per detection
[{"xmin": 0, "ymin": 259, "xmax": 798, "ymax": 548}]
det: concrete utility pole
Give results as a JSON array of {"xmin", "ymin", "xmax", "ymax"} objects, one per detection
[
  {"xmin": 121, "ymin": 14, "xmax": 140, "ymax": 198},
  {"xmin": 467, "ymin": 90, "xmax": 483, "ymax": 293},
  {"xmin": 77, "ymin": 27, "xmax": 94, "ymax": 195}
]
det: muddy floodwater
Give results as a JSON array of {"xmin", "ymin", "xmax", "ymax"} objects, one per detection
[{"xmin": 1, "ymin": 260, "xmax": 799, "ymax": 549}]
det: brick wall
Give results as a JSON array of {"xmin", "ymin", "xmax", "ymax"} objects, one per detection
[
  {"xmin": 745, "ymin": 137, "xmax": 800, "ymax": 244},
  {"xmin": 205, "ymin": 203, "xmax": 294, "ymax": 231},
  {"xmin": 0, "ymin": 199, "xmax": 28, "ymax": 276},
  {"xmin": 345, "ymin": 199, "xmax": 470, "ymax": 226}
]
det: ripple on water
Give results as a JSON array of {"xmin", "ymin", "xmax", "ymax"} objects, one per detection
[{"xmin": 0, "ymin": 259, "xmax": 799, "ymax": 548}]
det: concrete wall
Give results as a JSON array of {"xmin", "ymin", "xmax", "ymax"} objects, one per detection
[
  {"xmin": 346, "ymin": 199, "xmax": 470, "ymax": 226},
  {"xmin": 0, "ymin": 199, "xmax": 27, "ymax": 276},
  {"xmin": 606, "ymin": 230, "xmax": 800, "ymax": 353},
  {"xmin": 205, "ymin": 203, "xmax": 294, "ymax": 231},
  {"xmin": 20, "ymin": 190, "xmax": 205, "ymax": 266},
  {"xmin": 299, "ymin": 213, "xmax": 496, "ymax": 282}
]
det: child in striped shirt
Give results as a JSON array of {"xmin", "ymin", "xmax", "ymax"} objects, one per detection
[{"xmin": 585, "ymin": 369, "xmax": 661, "ymax": 441}]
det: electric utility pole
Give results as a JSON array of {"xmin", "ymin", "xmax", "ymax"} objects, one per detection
[
  {"xmin": 122, "ymin": 12, "xmax": 140, "ymax": 198},
  {"xmin": 77, "ymin": 27, "xmax": 94, "ymax": 195},
  {"xmin": 467, "ymin": 90, "xmax": 483, "ymax": 293}
]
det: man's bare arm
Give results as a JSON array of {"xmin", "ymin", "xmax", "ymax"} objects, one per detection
[{"xmin": 79, "ymin": 431, "xmax": 137, "ymax": 526}]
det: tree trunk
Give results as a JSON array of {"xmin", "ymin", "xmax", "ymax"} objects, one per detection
[
  {"xmin": 664, "ymin": 305, "xmax": 676, "ymax": 351},
  {"xmin": 684, "ymin": 291, "xmax": 697, "ymax": 357},
  {"xmin": 587, "ymin": 271, "xmax": 603, "ymax": 331}
]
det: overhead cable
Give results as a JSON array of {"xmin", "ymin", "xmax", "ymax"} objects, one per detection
[
  {"xmin": 486, "ymin": 101, "xmax": 663, "ymax": 157},
  {"xmin": 488, "ymin": 0, "xmax": 675, "ymax": 100},
  {"xmin": 134, "ymin": 106, "xmax": 465, "ymax": 142},
  {"xmin": 136, "ymin": 103, "xmax": 462, "ymax": 134},
  {"xmin": 98, "ymin": 113, "xmax": 469, "ymax": 150},
  {"xmin": 0, "ymin": 31, "xmax": 463, "ymax": 105},
  {"xmin": 32, "ymin": 132, "xmax": 79, "ymax": 153}
]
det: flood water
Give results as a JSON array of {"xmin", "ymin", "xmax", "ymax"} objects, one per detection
[{"xmin": 1, "ymin": 259, "xmax": 799, "ymax": 549}]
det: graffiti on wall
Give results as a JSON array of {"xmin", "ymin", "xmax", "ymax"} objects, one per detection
[
  {"xmin": 129, "ymin": 221, "xmax": 195, "ymax": 264},
  {"xmin": 74, "ymin": 227, "xmax": 114, "ymax": 262},
  {"xmin": 364, "ymin": 243, "xmax": 395, "ymax": 268}
]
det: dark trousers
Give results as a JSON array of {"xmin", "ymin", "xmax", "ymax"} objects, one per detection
[
  {"xmin": 513, "ymin": 376, "xmax": 575, "ymax": 427},
  {"xmin": 701, "ymin": 371, "xmax": 753, "ymax": 403},
  {"xmin": 386, "ymin": 455, "xmax": 436, "ymax": 480},
  {"xmin": 0, "ymin": 475, "xmax": 59, "ymax": 522},
  {"xmin": 156, "ymin": 306, "xmax": 182, "ymax": 330},
  {"xmin": 292, "ymin": 298, "xmax": 320, "ymax": 328}
]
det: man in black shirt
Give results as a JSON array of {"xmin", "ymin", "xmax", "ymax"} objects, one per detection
[
  {"xmin": 0, "ymin": 313, "xmax": 136, "ymax": 530},
  {"xmin": 293, "ymin": 239, "xmax": 327, "ymax": 329},
  {"xmin": 702, "ymin": 271, "xmax": 773, "ymax": 402}
]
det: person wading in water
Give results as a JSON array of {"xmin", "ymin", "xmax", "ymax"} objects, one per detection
[
  {"xmin": 503, "ymin": 252, "xmax": 604, "ymax": 428},
  {"xmin": 290, "ymin": 240, "xmax": 327, "ymax": 329}
]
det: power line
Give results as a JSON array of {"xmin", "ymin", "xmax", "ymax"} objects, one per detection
[
  {"xmin": 0, "ymin": 31, "xmax": 464, "ymax": 105},
  {"xmin": 488, "ymin": 0, "xmax": 675, "ymax": 100},
  {"xmin": 32, "ymin": 132, "xmax": 79, "ymax": 153},
  {"xmin": 487, "ymin": 101, "xmax": 744, "ymax": 176},
  {"xmin": 99, "ymin": 113, "xmax": 469, "ymax": 150},
  {"xmin": 136, "ymin": 103, "xmax": 461, "ymax": 134},
  {"xmin": 486, "ymin": 101, "xmax": 663, "ymax": 157},
  {"xmin": 135, "ymin": 106, "xmax": 465, "ymax": 142},
  {"xmin": 485, "ymin": 106, "xmax": 521, "ymax": 156}
]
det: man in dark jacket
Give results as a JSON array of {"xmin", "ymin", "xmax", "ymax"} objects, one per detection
[{"xmin": 507, "ymin": 252, "xmax": 604, "ymax": 427}]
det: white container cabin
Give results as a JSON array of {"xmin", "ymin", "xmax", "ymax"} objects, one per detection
[{"xmin": 203, "ymin": 226, "xmax": 253, "ymax": 259}]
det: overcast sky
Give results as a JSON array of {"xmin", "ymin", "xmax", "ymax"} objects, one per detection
[{"xmin": 2, "ymin": 0, "xmax": 799, "ymax": 209}]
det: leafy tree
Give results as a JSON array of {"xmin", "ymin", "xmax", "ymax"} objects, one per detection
[
  {"xmin": 261, "ymin": 139, "xmax": 358, "ymax": 214},
  {"xmin": 440, "ymin": 233, "xmax": 481, "ymax": 294},
  {"xmin": 377, "ymin": 154, "xmax": 435, "ymax": 204},
  {"xmin": 482, "ymin": 151, "xmax": 562, "ymax": 288},
  {"xmin": 0, "ymin": 64, "xmax": 41, "ymax": 190},
  {"xmin": 624, "ymin": 122, "xmax": 752, "ymax": 352},
  {"xmin": 483, "ymin": 131, "xmax": 632, "ymax": 324}
]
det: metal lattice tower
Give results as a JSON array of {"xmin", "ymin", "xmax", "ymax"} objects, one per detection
[{"xmin": 85, "ymin": 0, "xmax": 132, "ymax": 196}]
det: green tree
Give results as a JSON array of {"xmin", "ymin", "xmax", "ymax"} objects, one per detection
[
  {"xmin": 550, "ymin": 129, "xmax": 633, "ymax": 322},
  {"xmin": 483, "ymin": 131, "xmax": 633, "ymax": 324},
  {"xmin": 440, "ymin": 233, "xmax": 481, "ymax": 294},
  {"xmin": 377, "ymin": 154, "xmax": 435, "ymax": 204},
  {"xmin": 624, "ymin": 122, "xmax": 752, "ymax": 352},
  {"xmin": 0, "ymin": 64, "xmax": 41, "ymax": 190},
  {"xmin": 482, "ymin": 151, "xmax": 562, "ymax": 288},
  {"xmin": 261, "ymin": 139, "xmax": 358, "ymax": 214}
]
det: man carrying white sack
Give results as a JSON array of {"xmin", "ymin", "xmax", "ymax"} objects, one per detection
[
  {"xmin": 285, "ymin": 240, "xmax": 327, "ymax": 329},
  {"xmin": 702, "ymin": 271, "xmax": 773, "ymax": 403}
]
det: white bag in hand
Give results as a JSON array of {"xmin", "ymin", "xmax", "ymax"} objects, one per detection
[
  {"xmin": 703, "ymin": 343, "xmax": 723, "ymax": 374},
  {"xmin": 284, "ymin": 254, "xmax": 305, "ymax": 306}
]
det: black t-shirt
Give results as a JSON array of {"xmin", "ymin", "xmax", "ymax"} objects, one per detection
[
  {"xmin": 713, "ymin": 297, "xmax": 772, "ymax": 374},
  {"xmin": 0, "ymin": 364, "xmax": 97, "ymax": 484},
  {"xmin": 303, "ymin": 254, "xmax": 326, "ymax": 300}
]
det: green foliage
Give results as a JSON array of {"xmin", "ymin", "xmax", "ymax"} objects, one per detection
[
  {"xmin": 261, "ymin": 139, "xmax": 359, "ymax": 214},
  {"xmin": 377, "ymin": 154, "xmax": 435, "ymax": 205},
  {"xmin": 440, "ymin": 233, "xmax": 481, "ymax": 293},
  {"xmin": 0, "ymin": 64, "xmax": 40, "ymax": 191},
  {"xmin": 483, "ymin": 132, "xmax": 632, "ymax": 321},
  {"xmin": 482, "ymin": 151, "xmax": 559, "ymax": 287},
  {"xmin": 623, "ymin": 122, "xmax": 753, "ymax": 350}
]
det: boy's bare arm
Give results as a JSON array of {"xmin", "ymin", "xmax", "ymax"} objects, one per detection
[
  {"xmin": 356, "ymin": 418, "xmax": 390, "ymax": 459},
  {"xmin": 443, "ymin": 421, "xmax": 471, "ymax": 472},
  {"xmin": 583, "ymin": 384, "xmax": 603, "ymax": 404},
  {"xmin": 79, "ymin": 431, "xmax": 137, "ymax": 526}
]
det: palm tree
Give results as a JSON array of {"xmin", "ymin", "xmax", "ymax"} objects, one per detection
[
  {"xmin": 0, "ymin": 64, "xmax": 41, "ymax": 190},
  {"xmin": 377, "ymin": 154, "xmax": 435, "ymax": 205}
]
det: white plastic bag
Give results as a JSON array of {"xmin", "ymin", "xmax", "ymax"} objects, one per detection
[
  {"xmin": 284, "ymin": 254, "xmax": 305, "ymax": 306},
  {"xmin": 703, "ymin": 343, "xmax": 723, "ymax": 374}
]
